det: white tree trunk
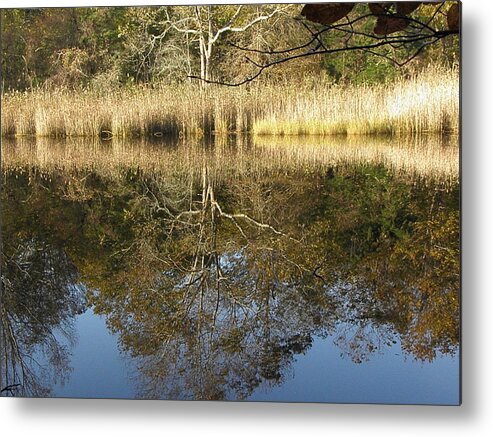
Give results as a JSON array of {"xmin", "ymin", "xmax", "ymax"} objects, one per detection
[{"xmin": 199, "ymin": 38, "xmax": 206, "ymax": 83}]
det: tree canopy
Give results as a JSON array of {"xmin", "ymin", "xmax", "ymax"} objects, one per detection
[{"xmin": 0, "ymin": 3, "xmax": 460, "ymax": 90}]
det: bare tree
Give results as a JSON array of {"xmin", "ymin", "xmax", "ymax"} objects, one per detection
[
  {"xmin": 160, "ymin": 4, "xmax": 289, "ymax": 83},
  {"xmin": 197, "ymin": 1, "xmax": 460, "ymax": 86}
]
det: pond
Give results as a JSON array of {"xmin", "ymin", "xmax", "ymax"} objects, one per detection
[{"xmin": 0, "ymin": 135, "xmax": 460, "ymax": 404}]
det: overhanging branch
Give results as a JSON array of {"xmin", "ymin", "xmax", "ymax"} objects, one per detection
[
  {"xmin": 188, "ymin": 2, "xmax": 459, "ymax": 87},
  {"xmin": 189, "ymin": 29, "xmax": 456, "ymax": 87}
]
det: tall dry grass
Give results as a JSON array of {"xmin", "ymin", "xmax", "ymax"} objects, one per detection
[
  {"xmin": 1, "ymin": 65, "xmax": 458, "ymax": 138},
  {"xmin": 251, "ymin": 65, "xmax": 459, "ymax": 136}
]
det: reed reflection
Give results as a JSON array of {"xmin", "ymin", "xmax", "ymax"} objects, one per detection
[{"xmin": 1, "ymin": 136, "xmax": 459, "ymax": 399}]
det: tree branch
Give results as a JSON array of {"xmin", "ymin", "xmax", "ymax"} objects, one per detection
[
  {"xmin": 209, "ymin": 6, "xmax": 287, "ymax": 47},
  {"xmin": 189, "ymin": 30, "xmax": 455, "ymax": 87}
]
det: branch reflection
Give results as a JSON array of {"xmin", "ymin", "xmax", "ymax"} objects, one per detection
[{"xmin": 1, "ymin": 136, "xmax": 459, "ymax": 399}]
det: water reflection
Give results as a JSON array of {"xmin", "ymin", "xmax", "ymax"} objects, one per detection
[
  {"xmin": 2, "ymin": 134, "xmax": 459, "ymax": 182},
  {"xmin": 0, "ymin": 136, "xmax": 459, "ymax": 401},
  {"xmin": 1, "ymin": 234, "xmax": 85, "ymax": 396}
]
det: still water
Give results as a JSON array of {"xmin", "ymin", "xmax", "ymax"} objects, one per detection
[{"xmin": 0, "ymin": 135, "xmax": 460, "ymax": 404}]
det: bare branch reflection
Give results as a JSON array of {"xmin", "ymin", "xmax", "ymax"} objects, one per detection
[
  {"xmin": 1, "ymin": 240, "xmax": 85, "ymax": 396},
  {"xmin": 1, "ymin": 136, "xmax": 459, "ymax": 399}
]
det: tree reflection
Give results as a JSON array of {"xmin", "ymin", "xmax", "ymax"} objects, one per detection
[
  {"xmin": 86, "ymin": 165, "xmax": 336, "ymax": 399},
  {"xmin": 85, "ymin": 162, "xmax": 458, "ymax": 399},
  {"xmin": 1, "ymin": 171, "xmax": 86, "ymax": 396},
  {"xmin": 1, "ymin": 143, "xmax": 459, "ymax": 399},
  {"xmin": 306, "ymin": 165, "xmax": 460, "ymax": 363}
]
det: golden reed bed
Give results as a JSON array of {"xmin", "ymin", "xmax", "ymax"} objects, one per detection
[{"xmin": 1, "ymin": 66, "xmax": 458, "ymax": 138}]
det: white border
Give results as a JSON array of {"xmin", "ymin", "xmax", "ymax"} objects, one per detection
[{"xmin": 1, "ymin": 1, "xmax": 493, "ymax": 436}]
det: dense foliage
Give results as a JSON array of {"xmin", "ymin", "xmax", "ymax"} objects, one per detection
[{"xmin": 1, "ymin": 4, "xmax": 459, "ymax": 91}]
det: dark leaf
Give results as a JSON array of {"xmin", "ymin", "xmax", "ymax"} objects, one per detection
[
  {"xmin": 447, "ymin": 2, "xmax": 460, "ymax": 31},
  {"xmin": 301, "ymin": 3, "xmax": 355, "ymax": 25},
  {"xmin": 395, "ymin": 2, "xmax": 422, "ymax": 15},
  {"xmin": 374, "ymin": 16, "xmax": 410, "ymax": 35},
  {"xmin": 369, "ymin": 3, "xmax": 392, "ymax": 15}
]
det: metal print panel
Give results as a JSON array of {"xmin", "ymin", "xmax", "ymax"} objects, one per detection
[{"xmin": 0, "ymin": 1, "xmax": 461, "ymax": 404}]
